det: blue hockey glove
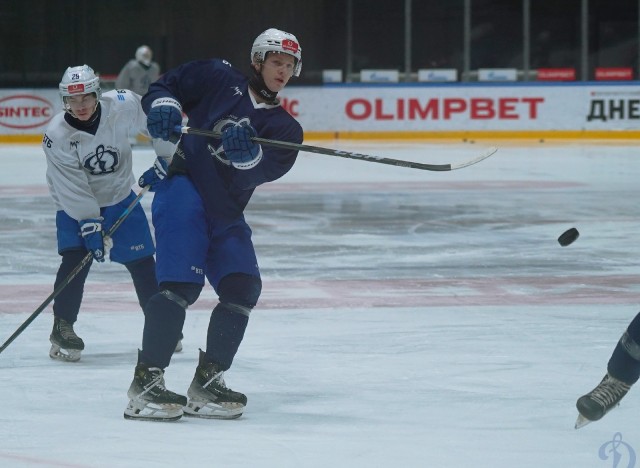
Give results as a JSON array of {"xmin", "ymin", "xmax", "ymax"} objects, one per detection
[
  {"xmin": 222, "ymin": 122, "xmax": 262, "ymax": 167},
  {"xmin": 79, "ymin": 218, "xmax": 106, "ymax": 263},
  {"xmin": 138, "ymin": 157, "xmax": 169, "ymax": 191},
  {"xmin": 147, "ymin": 98, "xmax": 182, "ymax": 142}
]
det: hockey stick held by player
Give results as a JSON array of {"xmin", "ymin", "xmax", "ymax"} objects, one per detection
[{"xmin": 177, "ymin": 124, "xmax": 498, "ymax": 172}]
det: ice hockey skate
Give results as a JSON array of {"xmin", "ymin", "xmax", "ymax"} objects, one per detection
[
  {"xmin": 124, "ymin": 357, "xmax": 187, "ymax": 422},
  {"xmin": 49, "ymin": 316, "xmax": 84, "ymax": 362},
  {"xmin": 183, "ymin": 350, "xmax": 247, "ymax": 419},
  {"xmin": 575, "ymin": 373, "xmax": 631, "ymax": 429}
]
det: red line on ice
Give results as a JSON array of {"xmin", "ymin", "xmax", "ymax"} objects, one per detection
[{"xmin": 1, "ymin": 275, "xmax": 639, "ymax": 314}]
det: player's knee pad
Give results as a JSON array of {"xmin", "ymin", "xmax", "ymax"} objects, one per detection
[
  {"xmin": 217, "ymin": 273, "xmax": 262, "ymax": 309},
  {"xmin": 216, "ymin": 301, "xmax": 252, "ymax": 318},
  {"xmin": 159, "ymin": 281, "xmax": 203, "ymax": 309}
]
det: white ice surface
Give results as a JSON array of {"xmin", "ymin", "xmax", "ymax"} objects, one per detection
[{"xmin": 1, "ymin": 140, "xmax": 640, "ymax": 467}]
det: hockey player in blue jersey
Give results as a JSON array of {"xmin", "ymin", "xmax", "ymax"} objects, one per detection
[{"xmin": 124, "ymin": 28, "xmax": 304, "ymax": 421}]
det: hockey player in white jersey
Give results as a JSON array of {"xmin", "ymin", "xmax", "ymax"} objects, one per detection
[{"xmin": 42, "ymin": 64, "xmax": 176, "ymax": 362}]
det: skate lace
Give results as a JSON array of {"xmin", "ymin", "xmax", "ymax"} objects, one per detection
[
  {"xmin": 142, "ymin": 367, "xmax": 168, "ymax": 394},
  {"xmin": 58, "ymin": 320, "xmax": 79, "ymax": 340},
  {"xmin": 589, "ymin": 376, "xmax": 630, "ymax": 407},
  {"xmin": 204, "ymin": 370, "xmax": 227, "ymax": 390}
]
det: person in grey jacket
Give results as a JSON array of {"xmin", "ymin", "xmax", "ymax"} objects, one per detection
[{"xmin": 116, "ymin": 45, "xmax": 160, "ymax": 96}]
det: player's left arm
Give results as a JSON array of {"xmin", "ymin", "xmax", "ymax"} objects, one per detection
[{"xmin": 227, "ymin": 117, "xmax": 303, "ymax": 190}]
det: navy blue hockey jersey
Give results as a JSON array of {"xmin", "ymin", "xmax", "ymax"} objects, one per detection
[{"xmin": 142, "ymin": 59, "xmax": 303, "ymax": 221}]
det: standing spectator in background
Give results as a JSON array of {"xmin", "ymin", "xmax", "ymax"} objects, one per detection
[
  {"xmin": 116, "ymin": 45, "xmax": 160, "ymax": 96},
  {"xmin": 117, "ymin": 45, "xmax": 162, "ymax": 145}
]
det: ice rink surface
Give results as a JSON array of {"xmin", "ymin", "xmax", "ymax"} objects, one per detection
[{"xmin": 1, "ymin": 139, "xmax": 640, "ymax": 467}]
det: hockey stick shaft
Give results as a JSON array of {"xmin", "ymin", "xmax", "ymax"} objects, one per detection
[
  {"xmin": 176, "ymin": 125, "xmax": 497, "ymax": 172},
  {"xmin": 0, "ymin": 186, "xmax": 150, "ymax": 355}
]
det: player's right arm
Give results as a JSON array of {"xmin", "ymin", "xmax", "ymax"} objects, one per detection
[
  {"xmin": 42, "ymin": 122, "xmax": 100, "ymax": 222},
  {"xmin": 141, "ymin": 60, "xmax": 217, "ymax": 142}
]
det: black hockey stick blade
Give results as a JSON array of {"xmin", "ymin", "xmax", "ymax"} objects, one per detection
[
  {"xmin": 0, "ymin": 186, "xmax": 150, "ymax": 355},
  {"xmin": 176, "ymin": 126, "xmax": 498, "ymax": 172}
]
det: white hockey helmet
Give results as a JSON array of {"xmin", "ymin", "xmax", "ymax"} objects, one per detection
[
  {"xmin": 59, "ymin": 65, "xmax": 101, "ymax": 113},
  {"xmin": 251, "ymin": 28, "xmax": 302, "ymax": 77},
  {"xmin": 135, "ymin": 45, "xmax": 153, "ymax": 66}
]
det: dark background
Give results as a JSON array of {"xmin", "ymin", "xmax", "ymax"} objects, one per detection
[{"xmin": 0, "ymin": 0, "xmax": 637, "ymax": 86}]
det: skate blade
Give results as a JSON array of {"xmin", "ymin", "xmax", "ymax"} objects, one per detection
[
  {"xmin": 183, "ymin": 400, "xmax": 244, "ymax": 419},
  {"xmin": 124, "ymin": 400, "xmax": 183, "ymax": 422},
  {"xmin": 575, "ymin": 413, "xmax": 593, "ymax": 429},
  {"xmin": 123, "ymin": 412, "xmax": 183, "ymax": 422},
  {"xmin": 49, "ymin": 344, "xmax": 81, "ymax": 362}
]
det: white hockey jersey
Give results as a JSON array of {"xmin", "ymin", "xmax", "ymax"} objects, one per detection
[{"xmin": 42, "ymin": 89, "xmax": 173, "ymax": 221}]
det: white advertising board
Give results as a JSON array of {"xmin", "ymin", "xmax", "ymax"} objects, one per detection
[
  {"xmin": 0, "ymin": 89, "xmax": 60, "ymax": 135},
  {"xmin": 360, "ymin": 70, "xmax": 400, "ymax": 83},
  {"xmin": 322, "ymin": 70, "xmax": 343, "ymax": 83},
  {"xmin": 418, "ymin": 69, "xmax": 458, "ymax": 82},
  {"xmin": 1, "ymin": 84, "xmax": 640, "ymax": 139},
  {"xmin": 277, "ymin": 84, "xmax": 640, "ymax": 133},
  {"xmin": 478, "ymin": 69, "xmax": 518, "ymax": 81}
]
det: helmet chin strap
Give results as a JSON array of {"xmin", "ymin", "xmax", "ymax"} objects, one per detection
[{"xmin": 248, "ymin": 65, "xmax": 278, "ymax": 104}]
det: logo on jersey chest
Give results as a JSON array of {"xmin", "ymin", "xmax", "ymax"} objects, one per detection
[
  {"xmin": 206, "ymin": 117, "xmax": 252, "ymax": 166},
  {"xmin": 83, "ymin": 144, "xmax": 120, "ymax": 175}
]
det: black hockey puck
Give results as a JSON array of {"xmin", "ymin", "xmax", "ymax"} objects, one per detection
[{"xmin": 558, "ymin": 227, "xmax": 579, "ymax": 247}]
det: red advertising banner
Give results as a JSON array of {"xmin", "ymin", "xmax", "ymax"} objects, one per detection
[
  {"xmin": 537, "ymin": 68, "xmax": 576, "ymax": 81},
  {"xmin": 595, "ymin": 68, "xmax": 634, "ymax": 81}
]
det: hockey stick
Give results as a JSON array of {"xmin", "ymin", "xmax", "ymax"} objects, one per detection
[
  {"xmin": 176, "ymin": 126, "xmax": 498, "ymax": 172},
  {"xmin": 0, "ymin": 186, "xmax": 150, "ymax": 355}
]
